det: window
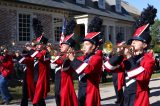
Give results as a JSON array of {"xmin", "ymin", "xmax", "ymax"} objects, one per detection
[
  {"xmin": 120, "ymin": 27, "xmax": 125, "ymax": 39},
  {"xmin": 115, "ymin": 0, "xmax": 121, "ymax": 13},
  {"xmin": 53, "ymin": 18, "xmax": 63, "ymax": 43},
  {"xmin": 108, "ymin": 26, "xmax": 114, "ymax": 43},
  {"xmin": 54, "ymin": 27, "xmax": 62, "ymax": 42},
  {"xmin": 101, "ymin": 25, "xmax": 106, "ymax": 40},
  {"xmin": 98, "ymin": 0, "xmax": 105, "ymax": 9},
  {"xmin": 125, "ymin": 27, "xmax": 131, "ymax": 40},
  {"xmin": 18, "ymin": 13, "xmax": 31, "ymax": 41},
  {"xmin": 116, "ymin": 26, "xmax": 124, "ymax": 43},
  {"xmin": 76, "ymin": 0, "xmax": 85, "ymax": 5}
]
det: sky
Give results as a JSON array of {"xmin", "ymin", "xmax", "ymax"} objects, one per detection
[{"xmin": 126, "ymin": 0, "xmax": 160, "ymax": 19}]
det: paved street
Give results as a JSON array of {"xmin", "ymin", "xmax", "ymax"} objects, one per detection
[{"xmin": 1, "ymin": 78, "xmax": 160, "ymax": 106}]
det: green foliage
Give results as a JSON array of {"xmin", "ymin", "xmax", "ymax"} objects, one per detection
[
  {"xmin": 153, "ymin": 45, "xmax": 160, "ymax": 53},
  {"xmin": 150, "ymin": 19, "xmax": 160, "ymax": 52}
]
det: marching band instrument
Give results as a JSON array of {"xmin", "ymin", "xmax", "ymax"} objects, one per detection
[
  {"xmin": 103, "ymin": 41, "xmax": 135, "ymax": 56},
  {"xmin": 48, "ymin": 43, "xmax": 84, "ymax": 61},
  {"xmin": 50, "ymin": 50, "xmax": 83, "ymax": 60},
  {"xmin": 103, "ymin": 41, "xmax": 112, "ymax": 54}
]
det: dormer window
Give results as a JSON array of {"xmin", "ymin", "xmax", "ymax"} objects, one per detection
[
  {"xmin": 76, "ymin": 0, "xmax": 85, "ymax": 5},
  {"xmin": 98, "ymin": 0, "xmax": 105, "ymax": 9},
  {"xmin": 115, "ymin": 0, "xmax": 122, "ymax": 13},
  {"xmin": 92, "ymin": 0, "xmax": 105, "ymax": 9}
]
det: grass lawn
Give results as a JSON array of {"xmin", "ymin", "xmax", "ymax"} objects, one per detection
[
  {"xmin": 151, "ymin": 72, "xmax": 160, "ymax": 78},
  {"xmin": 1, "ymin": 71, "xmax": 160, "ymax": 104}
]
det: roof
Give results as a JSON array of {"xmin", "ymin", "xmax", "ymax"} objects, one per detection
[
  {"xmin": 106, "ymin": 0, "xmax": 140, "ymax": 15},
  {"xmin": 121, "ymin": 1, "xmax": 140, "ymax": 15},
  {"xmin": 12, "ymin": 0, "xmax": 136, "ymax": 22}
]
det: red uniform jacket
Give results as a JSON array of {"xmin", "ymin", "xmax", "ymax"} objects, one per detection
[
  {"xmin": 53, "ymin": 55, "xmax": 78, "ymax": 106},
  {"xmin": 32, "ymin": 50, "xmax": 50, "ymax": 104},
  {"xmin": 70, "ymin": 50, "xmax": 103, "ymax": 106},
  {"xmin": 0, "ymin": 55, "xmax": 13, "ymax": 77},
  {"xmin": 19, "ymin": 56, "xmax": 35, "ymax": 101},
  {"xmin": 117, "ymin": 72, "xmax": 124, "ymax": 91},
  {"xmin": 104, "ymin": 57, "xmax": 125, "ymax": 91},
  {"xmin": 104, "ymin": 52, "xmax": 155, "ymax": 106}
]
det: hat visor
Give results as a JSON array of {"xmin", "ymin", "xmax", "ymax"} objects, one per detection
[
  {"xmin": 61, "ymin": 42, "xmax": 70, "ymax": 46},
  {"xmin": 129, "ymin": 37, "xmax": 146, "ymax": 43},
  {"xmin": 83, "ymin": 39, "xmax": 96, "ymax": 45}
]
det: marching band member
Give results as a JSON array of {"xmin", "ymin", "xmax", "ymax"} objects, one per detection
[
  {"xmin": 104, "ymin": 5, "xmax": 157, "ymax": 106},
  {"xmin": 31, "ymin": 35, "xmax": 50, "ymax": 106},
  {"xmin": 46, "ymin": 43, "xmax": 56, "ymax": 82},
  {"xmin": 0, "ymin": 47, "xmax": 13, "ymax": 105},
  {"xmin": 103, "ymin": 41, "xmax": 125, "ymax": 104},
  {"xmin": 50, "ymin": 19, "xmax": 78, "ymax": 106},
  {"xmin": 19, "ymin": 43, "xmax": 35, "ymax": 106},
  {"xmin": 68, "ymin": 16, "xmax": 103, "ymax": 106}
]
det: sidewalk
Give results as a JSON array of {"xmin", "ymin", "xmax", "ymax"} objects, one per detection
[{"xmin": 1, "ymin": 78, "xmax": 160, "ymax": 106}]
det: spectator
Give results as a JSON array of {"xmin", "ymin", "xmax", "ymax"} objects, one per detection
[
  {"xmin": 155, "ymin": 55, "xmax": 160, "ymax": 70},
  {"xmin": 0, "ymin": 47, "xmax": 13, "ymax": 105},
  {"xmin": 13, "ymin": 50, "xmax": 24, "ymax": 80}
]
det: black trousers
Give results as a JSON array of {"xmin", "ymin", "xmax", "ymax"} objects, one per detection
[
  {"xmin": 112, "ymin": 73, "xmax": 124, "ymax": 103},
  {"xmin": 78, "ymin": 80, "xmax": 87, "ymax": 106},
  {"xmin": 123, "ymin": 93, "xmax": 136, "ymax": 106},
  {"xmin": 55, "ymin": 71, "xmax": 61, "ymax": 106},
  {"xmin": 33, "ymin": 99, "xmax": 46, "ymax": 106},
  {"xmin": 20, "ymin": 73, "xmax": 30, "ymax": 106}
]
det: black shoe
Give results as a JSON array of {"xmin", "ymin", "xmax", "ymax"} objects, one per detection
[
  {"xmin": 2, "ymin": 97, "xmax": 13, "ymax": 105},
  {"xmin": 4, "ymin": 101, "xmax": 10, "ymax": 105},
  {"xmin": 115, "ymin": 100, "xmax": 121, "ymax": 104},
  {"xmin": 0, "ymin": 101, "xmax": 5, "ymax": 105},
  {"xmin": 9, "ymin": 97, "xmax": 13, "ymax": 102},
  {"xmin": 0, "ymin": 101, "xmax": 10, "ymax": 105}
]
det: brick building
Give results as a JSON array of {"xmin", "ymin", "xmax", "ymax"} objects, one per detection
[{"xmin": 0, "ymin": 0, "xmax": 140, "ymax": 51}]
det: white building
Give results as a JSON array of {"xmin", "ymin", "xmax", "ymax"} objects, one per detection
[{"xmin": 0, "ymin": 0, "xmax": 140, "ymax": 50}]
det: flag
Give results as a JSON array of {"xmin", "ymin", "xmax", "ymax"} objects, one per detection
[{"xmin": 59, "ymin": 18, "xmax": 67, "ymax": 45}]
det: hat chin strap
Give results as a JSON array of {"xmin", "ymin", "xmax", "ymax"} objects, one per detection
[
  {"xmin": 135, "ymin": 49, "xmax": 143, "ymax": 55},
  {"xmin": 85, "ymin": 49, "xmax": 95, "ymax": 56}
]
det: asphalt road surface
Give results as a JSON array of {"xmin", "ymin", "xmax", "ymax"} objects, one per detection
[{"xmin": 1, "ymin": 78, "xmax": 160, "ymax": 106}]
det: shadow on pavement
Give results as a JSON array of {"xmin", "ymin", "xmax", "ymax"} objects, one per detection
[
  {"xmin": 150, "ymin": 78, "xmax": 160, "ymax": 81},
  {"xmin": 151, "ymin": 101, "xmax": 160, "ymax": 106},
  {"xmin": 46, "ymin": 96, "xmax": 55, "ymax": 99},
  {"xmin": 101, "ymin": 95, "xmax": 116, "ymax": 101},
  {"xmin": 150, "ymin": 89, "xmax": 160, "ymax": 97},
  {"xmin": 149, "ymin": 86, "xmax": 160, "ymax": 90},
  {"xmin": 101, "ymin": 104, "xmax": 119, "ymax": 106}
]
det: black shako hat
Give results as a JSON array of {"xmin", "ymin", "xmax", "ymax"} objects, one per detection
[
  {"xmin": 128, "ymin": 5, "xmax": 157, "ymax": 45},
  {"xmin": 83, "ymin": 16, "xmax": 103, "ymax": 46}
]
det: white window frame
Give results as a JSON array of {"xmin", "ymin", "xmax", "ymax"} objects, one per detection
[
  {"xmin": 17, "ymin": 12, "xmax": 33, "ymax": 43},
  {"xmin": 52, "ymin": 16, "xmax": 64, "ymax": 44}
]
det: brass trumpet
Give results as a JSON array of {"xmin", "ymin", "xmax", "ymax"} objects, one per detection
[
  {"xmin": 103, "ymin": 41, "xmax": 135, "ymax": 56},
  {"xmin": 60, "ymin": 50, "xmax": 83, "ymax": 54},
  {"xmin": 50, "ymin": 50, "xmax": 83, "ymax": 60}
]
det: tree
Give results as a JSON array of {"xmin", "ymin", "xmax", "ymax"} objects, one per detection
[{"xmin": 150, "ymin": 19, "xmax": 160, "ymax": 52}]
